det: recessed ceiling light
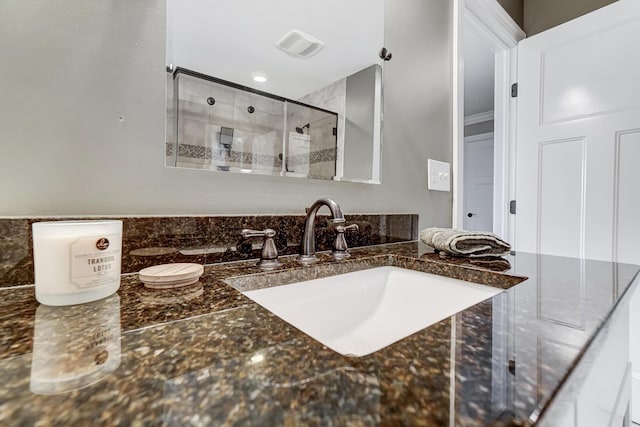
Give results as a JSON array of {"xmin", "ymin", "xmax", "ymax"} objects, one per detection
[{"xmin": 253, "ymin": 75, "xmax": 267, "ymax": 83}]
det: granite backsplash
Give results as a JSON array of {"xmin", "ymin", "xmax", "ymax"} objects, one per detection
[{"xmin": 0, "ymin": 214, "xmax": 418, "ymax": 288}]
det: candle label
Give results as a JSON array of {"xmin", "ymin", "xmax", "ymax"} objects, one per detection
[{"xmin": 69, "ymin": 234, "xmax": 122, "ymax": 288}]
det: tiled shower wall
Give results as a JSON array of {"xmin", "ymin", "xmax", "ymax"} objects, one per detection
[
  {"xmin": 285, "ymin": 102, "xmax": 338, "ymax": 178},
  {"xmin": 0, "ymin": 214, "xmax": 418, "ymax": 288},
  {"xmin": 292, "ymin": 78, "xmax": 346, "ymax": 178},
  {"xmin": 168, "ymin": 73, "xmax": 284, "ymax": 172},
  {"xmin": 166, "ymin": 72, "xmax": 339, "ymax": 178}
]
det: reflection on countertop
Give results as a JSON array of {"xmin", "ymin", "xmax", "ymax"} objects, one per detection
[
  {"xmin": 0, "ymin": 241, "xmax": 638, "ymax": 426},
  {"xmin": 30, "ymin": 295, "xmax": 121, "ymax": 395}
]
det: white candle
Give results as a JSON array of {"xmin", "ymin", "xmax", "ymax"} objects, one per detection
[{"xmin": 32, "ymin": 220, "xmax": 122, "ymax": 306}]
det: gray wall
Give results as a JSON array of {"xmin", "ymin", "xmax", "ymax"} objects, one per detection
[
  {"xmin": 524, "ymin": 0, "xmax": 617, "ymax": 35},
  {"xmin": 493, "ymin": 0, "xmax": 617, "ymax": 36},
  {"xmin": 0, "ymin": 0, "xmax": 452, "ymax": 231},
  {"xmin": 497, "ymin": 0, "xmax": 524, "ymax": 29}
]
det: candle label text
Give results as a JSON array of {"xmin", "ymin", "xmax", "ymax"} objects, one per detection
[{"xmin": 70, "ymin": 234, "xmax": 122, "ymax": 288}]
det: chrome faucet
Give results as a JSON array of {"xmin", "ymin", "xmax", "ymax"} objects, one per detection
[{"xmin": 298, "ymin": 198, "xmax": 346, "ymax": 264}]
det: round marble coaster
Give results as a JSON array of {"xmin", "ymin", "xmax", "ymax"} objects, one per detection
[{"xmin": 138, "ymin": 263, "xmax": 204, "ymax": 289}]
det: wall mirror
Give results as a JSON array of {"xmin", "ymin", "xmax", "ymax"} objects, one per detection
[{"xmin": 165, "ymin": 0, "xmax": 385, "ymax": 184}]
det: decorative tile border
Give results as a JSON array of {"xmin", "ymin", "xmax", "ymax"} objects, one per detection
[
  {"xmin": 0, "ymin": 214, "xmax": 418, "ymax": 287},
  {"xmin": 166, "ymin": 143, "xmax": 336, "ymax": 171},
  {"xmin": 287, "ymin": 148, "xmax": 336, "ymax": 169}
]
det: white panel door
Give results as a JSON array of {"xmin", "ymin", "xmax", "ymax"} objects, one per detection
[
  {"xmin": 514, "ymin": 0, "xmax": 640, "ymax": 423},
  {"xmin": 463, "ymin": 133, "xmax": 494, "ymax": 232},
  {"xmin": 515, "ymin": 0, "xmax": 640, "ymax": 262}
]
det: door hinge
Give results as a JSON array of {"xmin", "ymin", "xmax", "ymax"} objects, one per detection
[
  {"xmin": 511, "ymin": 83, "xmax": 518, "ymax": 98},
  {"xmin": 509, "ymin": 200, "xmax": 517, "ymax": 214}
]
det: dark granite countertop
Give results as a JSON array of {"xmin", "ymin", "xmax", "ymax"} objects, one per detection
[{"xmin": 0, "ymin": 241, "xmax": 638, "ymax": 426}]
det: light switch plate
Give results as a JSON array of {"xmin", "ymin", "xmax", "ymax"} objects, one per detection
[{"xmin": 428, "ymin": 159, "xmax": 450, "ymax": 192}]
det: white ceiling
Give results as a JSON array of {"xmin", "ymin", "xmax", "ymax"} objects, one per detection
[
  {"xmin": 167, "ymin": 0, "xmax": 384, "ymax": 100},
  {"xmin": 463, "ymin": 25, "xmax": 495, "ymax": 117}
]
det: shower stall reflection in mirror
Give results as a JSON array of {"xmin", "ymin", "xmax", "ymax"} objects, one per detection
[
  {"xmin": 165, "ymin": 67, "xmax": 342, "ymax": 181},
  {"xmin": 452, "ymin": 0, "xmax": 525, "ymax": 242}
]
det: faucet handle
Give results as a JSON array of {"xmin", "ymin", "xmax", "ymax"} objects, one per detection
[
  {"xmin": 336, "ymin": 224, "xmax": 359, "ymax": 233},
  {"xmin": 332, "ymin": 224, "xmax": 359, "ymax": 260},
  {"xmin": 240, "ymin": 228, "xmax": 281, "ymax": 270}
]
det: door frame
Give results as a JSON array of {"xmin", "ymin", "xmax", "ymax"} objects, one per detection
[{"xmin": 452, "ymin": 0, "xmax": 525, "ymax": 240}]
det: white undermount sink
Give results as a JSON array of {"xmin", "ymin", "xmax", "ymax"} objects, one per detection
[{"xmin": 241, "ymin": 266, "xmax": 502, "ymax": 357}]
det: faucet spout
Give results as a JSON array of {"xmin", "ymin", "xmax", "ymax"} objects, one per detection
[{"xmin": 298, "ymin": 198, "xmax": 345, "ymax": 264}]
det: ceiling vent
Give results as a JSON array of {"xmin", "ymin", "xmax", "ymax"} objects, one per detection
[{"xmin": 276, "ymin": 30, "xmax": 324, "ymax": 58}]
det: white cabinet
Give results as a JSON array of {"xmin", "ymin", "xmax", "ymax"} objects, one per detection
[
  {"xmin": 539, "ymin": 293, "xmax": 631, "ymax": 427},
  {"xmin": 510, "ymin": 254, "xmax": 634, "ymax": 427},
  {"xmin": 631, "ymin": 288, "xmax": 640, "ymax": 424}
]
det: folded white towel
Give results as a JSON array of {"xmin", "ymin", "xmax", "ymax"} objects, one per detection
[{"xmin": 419, "ymin": 227, "xmax": 511, "ymax": 257}]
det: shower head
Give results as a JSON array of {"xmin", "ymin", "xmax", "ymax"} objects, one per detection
[{"xmin": 295, "ymin": 123, "xmax": 310, "ymax": 134}]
